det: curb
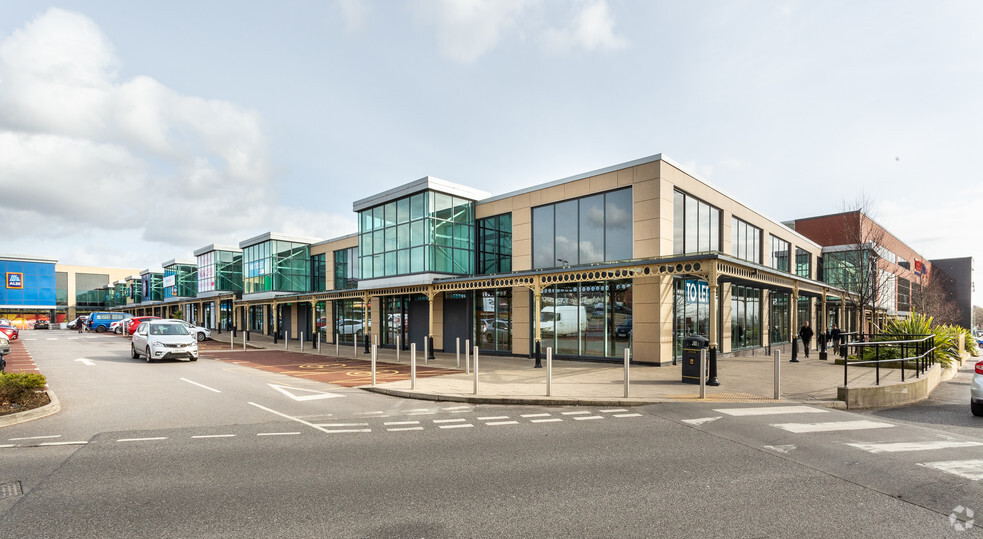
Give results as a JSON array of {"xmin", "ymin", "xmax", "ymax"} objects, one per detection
[
  {"xmin": 0, "ymin": 389, "xmax": 61, "ymax": 429},
  {"xmin": 365, "ymin": 386, "xmax": 675, "ymax": 406}
]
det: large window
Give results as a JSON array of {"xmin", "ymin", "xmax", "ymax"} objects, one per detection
[
  {"xmin": 475, "ymin": 288, "xmax": 512, "ymax": 352},
  {"xmin": 359, "ymin": 192, "xmax": 475, "ymax": 279},
  {"xmin": 769, "ymin": 292, "xmax": 790, "ymax": 344},
  {"xmin": 795, "ymin": 248, "xmax": 811, "ymax": 279},
  {"xmin": 731, "ymin": 285, "xmax": 761, "ymax": 349},
  {"xmin": 197, "ymin": 251, "xmax": 242, "ymax": 294},
  {"xmin": 333, "ymin": 247, "xmax": 359, "ymax": 290},
  {"xmin": 897, "ymin": 277, "xmax": 911, "ymax": 312},
  {"xmin": 140, "ymin": 273, "xmax": 163, "ymax": 302},
  {"xmin": 823, "ymin": 250, "xmax": 864, "ymax": 293},
  {"xmin": 532, "ymin": 188, "xmax": 632, "ymax": 269},
  {"xmin": 311, "ymin": 253, "xmax": 326, "ymax": 292},
  {"xmin": 243, "ymin": 240, "xmax": 311, "ymax": 294},
  {"xmin": 673, "ymin": 190, "xmax": 720, "ymax": 255},
  {"xmin": 770, "ymin": 236, "xmax": 790, "ymax": 272},
  {"xmin": 538, "ymin": 280, "xmax": 631, "ymax": 359},
  {"xmin": 477, "ymin": 214, "xmax": 512, "ymax": 274},
  {"xmin": 731, "ymin": 218, "xmax": 761, "ymax": 264},
  {"xmin": 164, "ymin": 264, "xmax": 197, "ymax": 299}
]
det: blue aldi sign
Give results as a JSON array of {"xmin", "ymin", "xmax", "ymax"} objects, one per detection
[{"xmin": 6, "ymin": 272, "xmax": 23, "ymax": 289}]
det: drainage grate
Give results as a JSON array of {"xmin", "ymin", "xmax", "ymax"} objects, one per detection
[{"xmin": 0, "ymin": 481, "xmax": 24, "ymax": 498}]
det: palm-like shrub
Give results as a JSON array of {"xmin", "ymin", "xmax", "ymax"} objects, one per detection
[{"xmin": 881, "ymin": 313, "xmax": 964, "ymax": 369}]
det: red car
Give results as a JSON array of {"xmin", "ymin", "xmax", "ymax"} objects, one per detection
[
  {"xmin": 0, "ymin": 324, "xmax": 19, "ymax": 340},
  {"xmin": 126, "ymin": 316, "xmax": 161, "ymax": 335}
]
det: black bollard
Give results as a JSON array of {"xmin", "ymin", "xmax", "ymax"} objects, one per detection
[
  {"xmin": 791, "ymin": 338, "xmax": 799, "ymax": 362},
  {"xmin": 427, "ymin": 336, "xmax": 435, "ymax": 360},
  {"xmin": 534, "ymin": 340, "xmax": 542, "ymax": 368},
  {"xmin": 819, "ymin": 330, "xmax": 828, "ymax": 360},
  {"xmin": 364, "ymin": 333, "xmax": 370, "ymax": 354},
  {"xmin": 273, "ymin": 330, "xmax": 278, "ymax": 344},
  {"xmin": 707, "ymin": 347, "xmax": 720, "ymax": 386}
]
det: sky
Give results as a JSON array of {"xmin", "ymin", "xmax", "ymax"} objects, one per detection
[{"xmin": 1, "ymin": 1, "xmax": 981, "ymax": 300}]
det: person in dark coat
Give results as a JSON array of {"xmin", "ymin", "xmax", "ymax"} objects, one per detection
[
  {"xmin": 830, "ymin": 324, "xmax": 841, "ymax": 354},
  {"xmin": 799, "ymin": 321, "xmax": 814, "ymax": 358}
]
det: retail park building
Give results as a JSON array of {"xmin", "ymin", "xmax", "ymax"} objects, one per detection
[{"xmin": 2, "ymin": 154, "xmax": 973, "ymax": 365}]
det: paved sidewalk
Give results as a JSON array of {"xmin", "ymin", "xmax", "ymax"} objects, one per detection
[{"xmin": 206, "ymin": 332, "xmax": 906, "ymax": 407}]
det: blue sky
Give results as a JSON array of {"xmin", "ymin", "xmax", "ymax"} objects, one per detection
[{"xmin": 1, "ymin": 1, "xmax": 980, "ymax": 301}]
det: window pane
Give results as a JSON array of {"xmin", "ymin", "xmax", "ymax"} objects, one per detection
[
  {"xmin": 410, "ymin": 193, "xmax": 425, "ymax": 220},
  {"xmin": 673, "ymin": 191, "xmax": 684, "ymax": 255},
  {"xmin": 410, "ymin": 246, "xmax": 425, "ymax": 273},
  {"xmin": 554, "ymin": 199, "xmax": 578, "ymax": 265},
  {"xmin": 605, "ymin": 188, "xmax": 632, "ymax": 260},
  {"xmin": 685, "ymin": 195, "xmax": 698, "ymax": 254},
  {"xmin": 397, "ymin": 198, "xmax": 409, "ymax": 224},
  {"xmin": 532, "ymin": 205, "xmax": 554, "ymax": 269},
  {"xmin": 384, "ymin": 202, "xmax": 397, "ymax": 227},
  {"xmin": 579, "ymin": 194, "xmax": 604, "ymax": 264},
  {"xmin": 397, "ymin": 223, "xmax": 409, "ymax": 249},
  {"xmin": 698, "ymin": 201, "xmax": 710, "ymax": 251}
]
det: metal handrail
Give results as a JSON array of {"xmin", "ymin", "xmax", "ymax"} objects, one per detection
[{"xmin": 842, "ymin": 335, "xmax": 936, "ymax": 387}]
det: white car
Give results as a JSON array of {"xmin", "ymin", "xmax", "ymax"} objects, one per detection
[
  {"xmin": 110, "ymin": 319, "xmax": 126, "ymax": 334},
  {"xmin": 972, "ymin": 359, "xmax": 982, "ymax": 417},
  {"xmin": 131, "ymin": 320, "xmax": 199, "ymax": 362},
  {"xmin": 173, "ymin": 320, "xmax": 211, "ymax": 342},
  {"xmin": 337, "ymin": 319, "xmax": 364, "ymax": 337},
  {"xmin": 0, "ymin": 334, "xmax": 9, "ymax": 355}
]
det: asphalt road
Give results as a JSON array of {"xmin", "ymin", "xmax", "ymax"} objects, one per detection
[{"xmin": 1, "ymin": 331, "xmax": 981, "ymax": 537}]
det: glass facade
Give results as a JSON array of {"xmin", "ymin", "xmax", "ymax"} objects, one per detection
[
  {"xmin": 797, "ymin": 297, "xmax": 811, "ymax": 331},
  {"xmin": 311, "ymin": 253, "xmax": 326, "ymax": 292},
  {"xmin": 731, "ymin": 218, "xmax": 761, "ymax": 264},
  {"xmin": 770, "ymin": 236, "xmax": 790, "ymax": 272},
  {"xmin": 335, "ymin": 298, "xmax": 369, "ymax": 344},
  {"xmin": 476, "ymin": 214, "xmax": 512, "ymax": 274},
  {"xmin": 823, "ymin": 250, "xmax": 864, "ymax": 293},
  {"xmin": 731, "ymin": 285, "xmax": 761, "ymax": 349},
  {"xmin": 795, "ymin": 248, "xmax": 811, "ymax": 278},
  {"xmin": 197, "ymin": 251, "xmax": 243, "ymax": 293},
  {"xmin": 673, "ymin": 278, "xmax": 714, "ymax": 361},
  {"xmin": 163, "ymin": 263, "xmax": 198, "ymax": 300},
  {"xmin": 532, "ymin": 188, "xmax": 632, "ymax": 269},
  {"xmin": 769, "ymin": 292, "xmax": 790, "ymax": 344},
  {"xmin": 56, "ymin": 271, "xmax": 68, "ymax": 306},
  {"xmin": 359, "ymin": 191, "xmax": 475, "ymax": 279},
  {"xmin": 243, "ymin": 240, "xmax": 311, "ymax": 294},
  {"xmin": 673, "ymin": 190, "xmax": 721, "ymax": 255},
  {"xmin": 333, "ymin": 247, "xmax": 359, "ymax": 290},
  {"xmin": 539, "ymin": 280, "xmax": 631, "ymax": 359},
  {"xmin": 897, "ymin": 277, "xmax": 911, "ymax": 312},
  {"xmin": 77, "ymin": 273, "xmax": 110, "ymax": 308},
  {"xmin": 475, "ymin": 288, "xmax": 512, "ymax": 352},
  {"xmin": 141, "ymin": 272, "xmax": 163, "ymax": 302}
]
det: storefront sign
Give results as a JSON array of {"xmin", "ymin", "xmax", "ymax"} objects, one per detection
[
  {"xmin": 684, "ymin": 280, "xmax": 709, "ymax": 304},
  {"xmin": 6, "ymin": 272, "xmax": 23, "ymax": 289},
  {"xmin": 163, "ymin": 275, "xmax": 176, "ymax": 288}
]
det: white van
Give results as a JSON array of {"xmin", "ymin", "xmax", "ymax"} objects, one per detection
[{"xmin": 540, "ymin": 305, "xmax": 588, "ymax": 336}]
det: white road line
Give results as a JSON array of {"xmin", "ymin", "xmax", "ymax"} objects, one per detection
[
  {"xmin": 478, "ymin": 416, "xmax": 509, "ymax": 421},
  {"xmin": 433, "ymin": 418, "xmax": 467, "ymax": 424},
  {"xmin": 614, "ymin": 413, "xmax": 643, "ymax": 418},
  {"xmin": 9, "ymin": 435, "xmax": 61, "ymax": 441},
  {"xmin": 682, "ymin": 417, "xmax": 721, "ymax": 426},
  {"xmin": 356, "ymin": 411, "xmax": 386, "ymax": 416},
  {"xmin": 0, "ymin": 444, "xmax": 17, "ymax": 448},
  {"xmin": 574, "ymin": 416, "xmax": 604, "ymax": 421},
  {"xmin": 848, "ymin": 441, "xmax": 983, "ymax": 453},
  {"xmin": 406, "ymin": 411, "xmax": 437, "ymax": 416},
  {"xmin": 439, "ymin": 424, "xmax": 473, "ymax": 429},
  {"xmin": 118, "ymin": 437, "xmax": 167, "ymax": 443},
  {"xmin": 442, "ymin": 406, "xmax": 471, "ymax": 411},
  {"xmin": 764, "ymin": 444, "xmax": 797, "ymax": 454},
  {"xmin": 319, "ymin": 423, "xmax": 369, "ymax": 427},
  {"xmin": 600, "ymin": 409, "xmax": 629, "ymax": 413},
  {"xmin": 521, "ymin": 413, "xmax": 552, "ymax": 418},
  {"xmin": 249, "ymin": 402, "xmax": 347, "ymax": 435},
  {"xmin": 716, "ymin": 406, "xmax": 828, "ymax": 416},
  {"xmin": 322, "ymin": 429, "xmax": 372, "ymax": 434},
  {"xmin": 406, "ymin": 408, "xmax": 431, "ymax": 412},
  {"xmin": 181, "ymin": 378, "xmax": 221, "ymax": 393},
  {"xmin": 384, "ymin": 421, "xmax": 421, "ymax": 426},
  {"xmin": 39, "ymin": 441, "xmax": 88, "ymax": 446},
  {"xmin": 388, "ymin": 427, "xmax": 425, "ymax": 432},
  {"xmin": 486, "ymin": 421, "xmax": 519, "ymax": 426},
  {"xmin": 192, "ymin": 434, "xmax": 236, "ymax": 439},
  {"xmin": 562, "ymin": 411, "xmax": 592, "ymax": 415},
  {"xmin": 771, "ymin": 420, "xmax": 895, "ymax": 433},
  {"xmin": 257, "ymin": 432, "xmax": 301, "ymax": 436},
  {"xmin": 917, "ymin": 460, "xmax": 983, "ymax": 480},
  {"xmin": 530, "ymin": 418, "xmax": 563, "ymax": 423}
]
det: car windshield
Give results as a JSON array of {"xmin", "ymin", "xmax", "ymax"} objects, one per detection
[{"xmin": 150, "ymin": 324, "xmax": 189, "ymax": 336}]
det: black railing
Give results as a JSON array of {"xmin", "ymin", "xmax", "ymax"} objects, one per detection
[{"xmin": 842, "ymin": 335, "xmax": 936, "ymax": 387}]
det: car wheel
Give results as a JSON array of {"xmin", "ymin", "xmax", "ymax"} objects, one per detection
[
  {"xmin": 114, "ymin": 327, "xmax": 122, "ymax": 334},
  {"xmin": 190, "ymin": 355, "xmax": 198, "ymax": 362},
  {"xmin": 973, "ymin": 400, "xmax": 983, "ymax": 417},
  {"xmin": 131, "ymin": 344, "xmax": 139, "ymax": 359},
  {"xmin": 96, "ymin": 326, "xmax": 106, "ymax": 333},
  {"xmin": 146, "ymin": 347, "xmax": 153, "ymax": 363},
  {"xmin": 197, "ymin": 332, "xmax": 205, "ymax": 342}
]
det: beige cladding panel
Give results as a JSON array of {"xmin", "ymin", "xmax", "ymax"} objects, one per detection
[
  {"xmin": 512, "ymin": 287, "xmax": 530, "ymax": 355},
  {"xmin": 588, "ymin": 171, "xmax": 618, "ymax": 193}
]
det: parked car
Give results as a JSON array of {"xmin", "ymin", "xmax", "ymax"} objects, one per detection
[
  {"xmin": 0, "ymin": 323, "xmax": 19, "ymax": 340},
  {"xmin": 67, "ymin": 316, "xmax": 88, "ymax": 330},
  {"xmin": 110, "ymin": 319, "xmax": 127, "ymax": 334},
  {"xmin": 166, "ymin": 320, "xmax": 211, "ymax": 342},
  {"xmin": 33, "ymin": 319, "xmax": 50, "ymax": 330},
  {"xmin": 482, "ymin": 319, "xmax": 510, "ymax": 342},
  {"xmin": 337, "ymin": 319, "xmax": 364, "ymax": 337},
  {"xmin": 0, "ymin": 334, "xmax": 10, "ymax": 354},
  {"xmin": 972, "ymin": 359, "xmax": 983, "ymax": 417},
  {"xmin": 86, "ymin": 312, "xmax": 132, "ymax": 333},
  {"xmin": 130, "ymin": 320, "xmax": 199, "ymax": 362},
  {"xmin": 614, "ymin": 317, "xmax": 632, "ymax": 339},
  {"xmin": 125, "ymin": 316, "xmax": 161, "ymax": 335}
]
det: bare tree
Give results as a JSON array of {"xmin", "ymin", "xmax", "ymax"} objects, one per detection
[{"xmin": 912, "ymin": 269, "xmax": 965, "ymax": 327}]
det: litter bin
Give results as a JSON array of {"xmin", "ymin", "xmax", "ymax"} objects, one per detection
[{"xmin": 682, "ymin": 335, "xmax": 709, "ymax": 384}]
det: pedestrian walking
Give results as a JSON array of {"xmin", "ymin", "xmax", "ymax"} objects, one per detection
[
  {"xmin": 799, "ymin": 321, "xmax": 814, "ymax": 358},
  {"xmin": 830, "ymin": 324, "xmax": 841, "ymax": 354}
]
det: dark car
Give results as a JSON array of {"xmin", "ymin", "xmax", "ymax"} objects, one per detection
[
  {"xmin": 614, "ymin": 317, "xmax": 632, "ymax": 339},
  {"xmin": 34, "ymin": 319, "xmax": 50, "ymax": 330}
]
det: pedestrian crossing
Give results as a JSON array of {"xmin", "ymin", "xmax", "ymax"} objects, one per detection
[{"xmin": 695, "ymin": 404, "xmax": 983, "ymax": 484}]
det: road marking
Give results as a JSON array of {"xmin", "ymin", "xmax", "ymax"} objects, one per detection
[
  {"xmin": 118, "ymin": 437, "xmax": 167, "ymax": 443},
  {"xmin": 715, "ymin": 406, "xmax": 827, "ymax": 416},
  {"xmin": 356, "ymin": 411, "xmax": 386, "ymax": 416},
  {"xmin": 74, "ymin": 358, "xmax": 95, "ymax": 366},
  {"xmin": 573, "ymin": 416, "xmax": 604, "ymax": 421},
  {"xmin": 268, "ymin": 383, "xmax": 343, "ymax": 401},
  {"xmin": 39, "ymin": 441, "xmax": 88, "ymax": 446},
  {"xmin": 439, "ymin": 424, "xmax": 473, "ymax": 429},
  {"xmin": 322, "ymin": 429, "xmax": 372, "ymax": 434},
  {"xmin": 9, "ymin": 435, "xmax": 61, "ymax": 441},
  {"xmin": 406, "ymin": 408, "xmax": 431, "ymax": 412},
  {"xmin": 192, "ymin": 434, "xmax": 236, "ymax": 439},
  {"xmin": 682, "ymin": 417, "xmax": 721, "ymax": 426},
  {"xmin": 848, "ymin": 441, "xmax": 983, "ymax": 453},
  {"xmin": 388, "ymin": 427, "xmax": 425, "ymax": 432},
  {"xmin": 486, "ymin": 421, "xmax": 519, "ymax": 426},
  {"xmin": 771, "ymin": 420, "xmax": 895, "ymax": 433},
  {"xmin": 478, "ymin": 416, "xmax": 509, "ymax": 421},
  {"xmin": 257, "ymin": 432, "xmax": 301, "ymax": 436},
  {"xmin": 181, "ymin": 378, "xmax": 221, "ymax": 393},
  {"xmin": 764, "ymin": 444, "xmax": 797, "ymax": 454},
  {"xmin": 530, "ymin": 418, "xmax": 563, "ymax": 423},
  {"xmin": 406, "ymin": 411, "xmax": 437, "ymax": 416},
  {"xmin": 614, "ymin": 413, "xmax": 643, "ymax": 418},
  {"xmin": 917, "ymin": 460, "xmax": 983, "ymax": 480},
  {"xmin": 521, "ymin": 413, "xmax": 552, "ymax": 418},
  {"xmin": 319, "ymin": 423, "xmax": 369, "ymax": 427},
  {"xmin": 433, "ymin": 418, "xmax": 467, "ymax": 424},
  {"xmin": 600, "ymin": 409, "xmax": 630, "ymax": 413},
  {"xmin": 384, "ymin": 421, "xmax": 420, "ymax": 426},
  {"xmin": 442, "ymin": 406, "xmax": 470, "ymax": 411},
  {"xmin": 249, "ymin": 402, "xmax": 347, "ymax": 435},
  {"xmin": 562, "ymin": 411, "xmax": 592, "ymax": 415}
]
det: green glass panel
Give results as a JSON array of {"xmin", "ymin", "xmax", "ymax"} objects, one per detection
[
  {"xmin": 384, "ymin": 202, "xmax": 397, "ymax": 227},
  {"xmin": 410, "ymin": 246, "xmax": 425, "ymax": 273},
  {"xmin": 397, "ymin": 223, "xmax": 409, "ymax": 249},
  {"xmin": 410, "ymin": 193, "xmax": 425, "ymax": 220},
  {"xmin": 397, "ymin": 198, "xmax": 409, "ymax": 224},
  {"xmin": 385, "ymin": 226, "xmax": 397, "ymax": 251},
  {"xmin": 410, "ymin": 220, "xmax": 425, "ymax": 247},
  {"xmin": 385, "ymin": 251, "xmax": 396, "ymax": 276},
  {"xmin": 397, "ymin": 249, "xmax": 409, "ymax": 274}
]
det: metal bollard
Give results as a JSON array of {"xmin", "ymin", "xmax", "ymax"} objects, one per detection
[
  {"xmin": 473, "ymin": 346, "xmax": 479, "ymax": 395},
  {"xmin": 300, "ymin": 332, "xmax": 304, "ymax": 353},
  {"xmin": 371, "ymin": 344, "xmax": 377, "ymax": 387},
  {"xmin": 546, "ymin": 347, "xmax": 553, "ymax": 396},
  {"xmin": 285, "ymin": 332, "xmax": 288, "ymax": 351},
  {"xmin": 242, "ymin": 331, "xmax": 246, "ymax": 351},
  {"xmin": 774, "ymin": 350, "xmax": 781, "ymax": 400},
  {"xmin": 456, "ymin": 337, "xmax": 460, "ymax": 369},
  {"xmin": 465, "ymin": 340, "xmax": 471, "ymax": 374},
  {"xmin": 410, "ymin": 343, "xmax": 417, "ymax": 390},
  {"xmin": 396, "ymin": 336, "xmax": 400, "ymax": 363},
  {"xmin": 624, "ymin": 347, "xmax": 631, "ymax": 398},
  {"xmin": 699, "ymin": 348, "xmax": 707, "ymax": 399}
]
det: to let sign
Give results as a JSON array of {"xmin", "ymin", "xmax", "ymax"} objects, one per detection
[{"xmin": 684, "ymin": 280, "xmax": 709, "ymax": 304}]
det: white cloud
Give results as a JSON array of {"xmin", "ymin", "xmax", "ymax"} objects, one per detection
[
  {"xmin": 337, "ymin": 0, "xmax": 370, "ymax": 32},
  {"xmin": 414, "ymin": 0, "xmax": 529, "ymax": 63},
  {"xmin": 0, "ymin": 8, "xmax": 351, "ymax": 266},
  {"xmin": 542, "ymin": 0, "xmax": 626, "ymax": 54}
]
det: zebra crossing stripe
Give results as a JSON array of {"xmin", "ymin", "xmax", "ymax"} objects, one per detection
[
  {"xmin": 715, "ymin": 406, "xmax": 827, "ymax": 416},
  {"xmin": 917, "ymin": 460, "xmax": 983, "ymax": 481},
  {"xmin": 771, "ymin": 420, "xmax": 894, "ymax": 433},
  {"xmin": 848, "ymin": 441, "xmax": 983, "ymax": 453}
]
